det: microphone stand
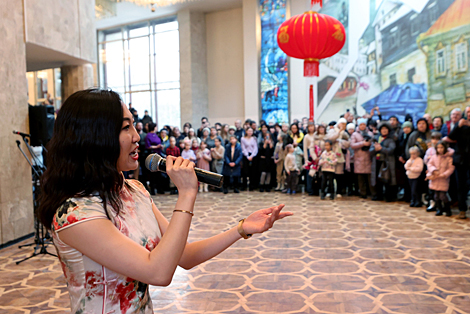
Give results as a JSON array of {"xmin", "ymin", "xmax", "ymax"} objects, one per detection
[
  {"xmin": 14, "ymin": 139, "xmax": 56, "ymax": 264},
  {"xmin": 24, "ymin": 137, "xmax": 46, "ymax": 173}
]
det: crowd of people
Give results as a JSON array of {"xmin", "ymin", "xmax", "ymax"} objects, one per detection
[{"xmin": 129, "ymin": 103, "xmax": 470, "ymax": 219}]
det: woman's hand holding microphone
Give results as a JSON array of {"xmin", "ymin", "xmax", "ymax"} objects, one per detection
[{"xmin": 166, "ymin": 156, "xmax": 198, "ymax": 196}]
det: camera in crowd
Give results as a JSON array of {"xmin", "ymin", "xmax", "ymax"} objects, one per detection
[{"xmin": 362, "ymin": 134, "xmax": 372, "ymax": 151}]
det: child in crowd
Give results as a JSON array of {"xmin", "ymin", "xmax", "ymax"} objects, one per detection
[
  {"xmin": 424, "ymin": 132, "xmax": 442, "ymax": 164},
  {"xmin": 178, "ymin": 139, "xmax": 185, "ymax": 153},
  {"xmin": 274, "ymin": 134, "xmax": 287, "ymax": 191},
  {"xmin": 165, "ymin": 136, "xmax": 180, "ymax": 158},
  {"xmin": 181, "ymin": 139, "xmax": 197, "ymax": 164},
  {"xmin": 284, "ymin": 144, "xmax": 300, "ymax": 194},
  {"xmin": 319, "ymin": 140, "xmax": 337, "ymax": 200},
  {"xmin": 426, "ymin": 141, "xmax": 455, "ymax": 216},
  {"xmin": 405, "ymin": 146, "xmax": 424, "ymax": 207},
  {"xmin": 196, "ymin": 141, "xmax": 212, "ymax": 192},
  {"xmin": 191, "ymin": 138, "xmax": 199, "ymax": 154},
  {"xmin": 347, "ymin": 123, "xmax": 356, "ymax": 136},
  {"xmin": 423, "ymin": 132, "xmax": 443, "ymax": 211},
  {"xmin": 165, "ymin": 136, "xmax": 181, "ymax": 194},
  {"xmin": 303, "ymin": 143, "xmax": 321, "ymax": 195}
]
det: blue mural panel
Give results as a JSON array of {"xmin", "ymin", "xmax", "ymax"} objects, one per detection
[
  {"xmin": 259, "ymin": 0, "xmax": 288, "ymax": 124},
  {"xmin": 362, "ymin": 83, "xmax": 428, "ymax": 123}
]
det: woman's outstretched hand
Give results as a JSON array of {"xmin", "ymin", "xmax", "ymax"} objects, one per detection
[{"xmin": 242, "ymin": 204, "xmax": 293, "ymax": 235}]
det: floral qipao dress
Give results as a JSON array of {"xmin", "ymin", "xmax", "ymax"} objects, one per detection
[{"xmin": 52, "ymin": 180, "xmax": 162, "ymax": 314}]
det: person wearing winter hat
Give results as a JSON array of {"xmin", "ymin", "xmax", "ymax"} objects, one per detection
[
  {"xmin": 402, "ymin": 121, "xmax": 412, "ymax": 130},
  {"xmin": 325, "ymin": 117, "xmax": 351, "ymax": 198},
  {"xmin": 395, "ymin": 120, "xmax": 414, "ymax": 203},
  {"xmin": 347, "ymin": 123, "xmax": 356, "ymax": 135},
  {"xmin": 357, "ymin": 118, "xmax": 368, "ymax": 126},
  {"xmin": 370, "ymin": 122, "xmax": 397, "ymax": 202},
  {"xmin": 406, "ymin": 118, "xmax": 431, "ymax": 159},
  {"xmin": 350, "ymin": 118, "xmax": 374, "ymax": 198},
  {"xmin": 184, "ymin": 127, "xmax": 201, "ymax": 145},
  {"xmin": 388, "ymin": 115, "xmax": 402, "ymax": 140},
  {"xmin": 346, "ymin": 122, "xmax": 358, "ymax": 195},
  {"xmin": 337, "ymin": 118, "xmax": 348, "ymax": 128}
]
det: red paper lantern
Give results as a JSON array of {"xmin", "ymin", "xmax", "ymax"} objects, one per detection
[
  {"xmin": 276, "ymin": 9, "xmax": 345, "ymax": 121},
  {"xmin": 277, "ymin": 11, "xmax": 346, "ymax": 77}
]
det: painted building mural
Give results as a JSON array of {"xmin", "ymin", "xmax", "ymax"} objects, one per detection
[
  {"xmin": 259, "ymin": 0, "xmax": 289, "ymax": 123},
  {"xmin": 315, "ymin": 0, "xmax": 468, "ymax": 124}
]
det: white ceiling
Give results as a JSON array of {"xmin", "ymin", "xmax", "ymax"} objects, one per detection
[
  {"xmin": 96, "ymin": 0, "xmax": 242, "ymax": 30},
  {"xmin": 25, "ymin": 0, "xmax": 242, "ymax": 71}
]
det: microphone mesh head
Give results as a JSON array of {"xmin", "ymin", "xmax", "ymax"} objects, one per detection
[{"xmin": 145, "ymin": 154, "xmax": 162, "ymax": 171}]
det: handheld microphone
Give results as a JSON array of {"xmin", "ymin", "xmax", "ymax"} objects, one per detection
[
  {"xmin": 13, "ymin": 130, "xmax": 31, "ymax": 137},
  {"xmin": 145, "ymin": 153, "xmax": 224, "ymax": 188}
]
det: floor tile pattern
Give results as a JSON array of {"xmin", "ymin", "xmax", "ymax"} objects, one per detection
[{"xmin": 0, "ymin": 192, "xmax": 470, "ymax": 313}]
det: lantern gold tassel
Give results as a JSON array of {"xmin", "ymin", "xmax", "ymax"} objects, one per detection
[
  {"xmin": 311, "ymin": 0, "xmax": 322, "ymax": 7},
  {"xmin": 304, "ymin": 59, "xmax": 319, "ymax": 77}
]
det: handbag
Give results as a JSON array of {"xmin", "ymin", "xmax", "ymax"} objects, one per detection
[{"xmin": 378, "ymin": 160, "xmax": 391, "ymax": 183}]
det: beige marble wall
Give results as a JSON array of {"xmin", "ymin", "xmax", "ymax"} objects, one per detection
[
  {"xmin": 0, "ymin": 0, "xmax": 96, "ymax": 245},
  {"xmin": 206, "ymin": 8, "xmax": 245, "ymax": 125},
  {"xmin": 61, "ymin": 64, "xmax": 95, "ymax": 101},
  {"xmin": 0, "ymin": 1, "xmax": 34, "ymax": 245},
  {"xmin": 24, "ymin": 0, "xmax": 96, "ymax": 63},
  {"xmin": 178, "ymin": 11, "xmax": 209, "ymax": 128},
  {"xmin": 78, "ymin": 0, "xmax": 97, "ymax": 62}
]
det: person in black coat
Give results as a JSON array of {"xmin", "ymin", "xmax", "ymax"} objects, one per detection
[
  {"xmin": 222, "ymin": 135, "xmax": 243, "ymax": 194},
  {"xmin": 258, "ymin": 132, "xmax": 275, "ymax": 192},
  {"xmin": 370, "ymin": 122, "xmax": 397, "ymax": 202},
  {"xmin": 446, "ymin": 108, "xmax": 470, "ymax": 219}
]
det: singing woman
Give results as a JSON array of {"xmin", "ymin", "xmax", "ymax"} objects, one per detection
[{"xmin": 37, "ymin": 89, "xmax": 292, "ymax": 313}]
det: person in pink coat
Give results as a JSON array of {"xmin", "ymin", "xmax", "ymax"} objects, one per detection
[
  {"xmin": 350, "ymin": 118, "xmax": 375, "ymax": 199},
  {"xmin": 424, "ymin": 132, "xmax": 454, "ymax": 212},
  {"xmin": 405, "ymin": 147, "xmax": 424, "ymax": 207},
  {"xmin": 426, "ymin": 141, "xmax": 455, "ymax": 216},
  {"xmin": 196, "ymin": 141, "xmax": 212, "ymax": 192}
]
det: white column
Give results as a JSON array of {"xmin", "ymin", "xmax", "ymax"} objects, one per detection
[
  {"xmin": 61, "ymin": 64, "xmax": 95, "ymax": 102},
  {"xmin": 178, "ymin": 10, "xmax": 209, "ymax": 128},
  {"xmin": 242, "ymin": 0, "xmax": 259, "ymax": 122}
]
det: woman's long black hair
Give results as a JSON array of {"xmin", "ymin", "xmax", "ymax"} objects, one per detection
[{"xmin": 37, "ymin": 89, "xmax": 125, "ymax": 228}]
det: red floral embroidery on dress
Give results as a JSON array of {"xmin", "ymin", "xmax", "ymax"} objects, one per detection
[
  {"xmin": 144, "ymin": 236, "xmax": 160, "ymax": 251},
  {"xmin": 85, "ymin": 271, "xmax": 104, "ymax": 298},
  {"xmin": 53, "ymin": 180, "xmax": 158, "ymax": 313},
  {"xmin": 66, "ymin": 212, "xmax": 79, "ymax": 224},
  {"xmin": 115, "ymin": 279, "xmax": 138, "ymax": 314},
  {"xmin": 120, "ymin": 189, "xmax": 134, "ymax": 203},
  {"xmin": 120, "ymin": 219, "xmax": 130, "ymax": 237}
]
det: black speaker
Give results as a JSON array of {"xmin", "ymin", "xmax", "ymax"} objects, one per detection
[{"xmin": 29, "ymin": 105, "xmax": 55, "ymax": 146}]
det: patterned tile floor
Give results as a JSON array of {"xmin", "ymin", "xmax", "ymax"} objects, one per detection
[{"xmin": 1, "ymin": 192, "xmax": 470, "ymax": 313}]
